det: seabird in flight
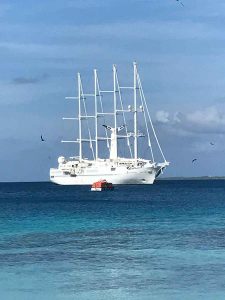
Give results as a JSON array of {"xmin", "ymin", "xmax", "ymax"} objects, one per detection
[
  {"xmin": 176, "ymin": 0, "xmax": 184, "ymax": 7},
  {"xmin": 192, "ymin": 158, "xmax": 197, "ymax": 163},
  {"xmin": 41, "ymin": 135, "xmax": 45, "ymax": 142}
]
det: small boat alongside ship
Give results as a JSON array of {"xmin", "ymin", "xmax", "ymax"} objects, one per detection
[
  {"xmin": 50, "ymin": 62, "xmax": 169, "ymax": 185},
  {"xmin": 91, "ymin": 180, "xmax": 114, "ymax": 191}
]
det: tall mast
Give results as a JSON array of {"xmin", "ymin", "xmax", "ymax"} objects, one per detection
[
  {"xmin": 78, "ymin": 72, "xmax": 82, "ymax": 161},
  {"xmin": 133, "ymin": 62, "xmax": 138, "ymax": 164},
  {"xmin": 113, "ymin": 64, "xmax": 118, "ymax": 160},
  {"xmin": 94, "ymin": 69, "xmax": 98, "ymax": 160}
]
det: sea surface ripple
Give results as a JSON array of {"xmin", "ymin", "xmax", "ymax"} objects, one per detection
[{"xmin": 0, "ymin": 180, "xmax": 225, "ymax": 300}]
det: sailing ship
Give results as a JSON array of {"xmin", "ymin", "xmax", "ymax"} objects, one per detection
[{"xmin": 50, "ymin": 62, "xmax": 169, "ymax": 185}]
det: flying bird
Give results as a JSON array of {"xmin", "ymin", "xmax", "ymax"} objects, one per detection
[
  {"xmin": 210, "ymin": 142, "xmax": 215, "ymax": 146},
  {"xmin": 176, "ymin": 0, "xmax": 184, "ymax": 7},
  {"xmin": 41, "ymin": 135, "xmax": 45, "ymax": 142},
  {"xmin": 192, "ymin": 158, "xmax": 197, "ymax": 163}
]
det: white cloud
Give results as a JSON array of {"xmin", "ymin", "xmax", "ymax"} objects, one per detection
[
  {"xmin": 155, "ymin": 105, "xmax": 225, "ymax": 135},
  {"xmin": 173, "ymin": 112, "xmax": 182, "ymax": 123},
  {"xmin": 156, "ymin": 110, "xmax": 170, "ymax": 123},
  {"xmin": 186, "ymin": 106, "xmax": 225, "ymax": 127}
]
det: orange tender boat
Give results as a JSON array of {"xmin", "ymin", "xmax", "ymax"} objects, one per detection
[{"xmin": 91, "ymin": 180, "xmax": 114, "ymax": 191}]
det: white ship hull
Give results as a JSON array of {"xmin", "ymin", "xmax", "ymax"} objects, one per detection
[
  {"xmin": 50, "ymin": 160, "xmax": 167, "ymax": 185},
  {"xmin": 50, "ymin": 170, "xmax": 155, "ymax": 185}
]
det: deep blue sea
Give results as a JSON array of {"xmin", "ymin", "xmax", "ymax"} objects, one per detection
[{"xmin": 0, "ymin": 180, "xmax": 225, "ymax": 300}]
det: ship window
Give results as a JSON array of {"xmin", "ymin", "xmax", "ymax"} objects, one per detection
[
  {"xmin": 51, "ymin": 176, "xmax": 54, "ymax": 178},
  {"xmin": 111, "ymin": 167, "xmax": 116, "ymax": 171}
]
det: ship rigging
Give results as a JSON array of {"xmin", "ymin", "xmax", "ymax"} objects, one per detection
[{"xmin": 50, "ymin": 62, "xmax": 169, "ymax": 185}]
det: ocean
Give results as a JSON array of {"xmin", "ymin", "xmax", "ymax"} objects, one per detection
[{"xmin": 0, "ymin": 180, "xmax": 225, "ymax": 300}]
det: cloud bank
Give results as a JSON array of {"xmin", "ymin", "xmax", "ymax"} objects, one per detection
[{"xmin": 156, "ymin": 105, "xmax": 225, "ymax": 135}]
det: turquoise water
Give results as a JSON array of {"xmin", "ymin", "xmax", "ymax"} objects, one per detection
[{"xmin": 0, "ymin": 181, "xmax": 225, "ymax": 299}]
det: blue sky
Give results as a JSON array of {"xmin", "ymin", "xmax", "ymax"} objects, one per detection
[{"xmin": 1, "ymin": 0, "xmax": 225, "ymax": 181}]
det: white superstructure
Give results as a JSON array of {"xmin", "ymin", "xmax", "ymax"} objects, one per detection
[{"xmin": 50, "ymin": 62, "xmax": 169, "ymax": 185}]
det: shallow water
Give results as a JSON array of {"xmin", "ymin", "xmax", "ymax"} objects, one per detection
[{"xmin": 0, "ymin": 180, "xmax": 225, "ymax": 299}]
